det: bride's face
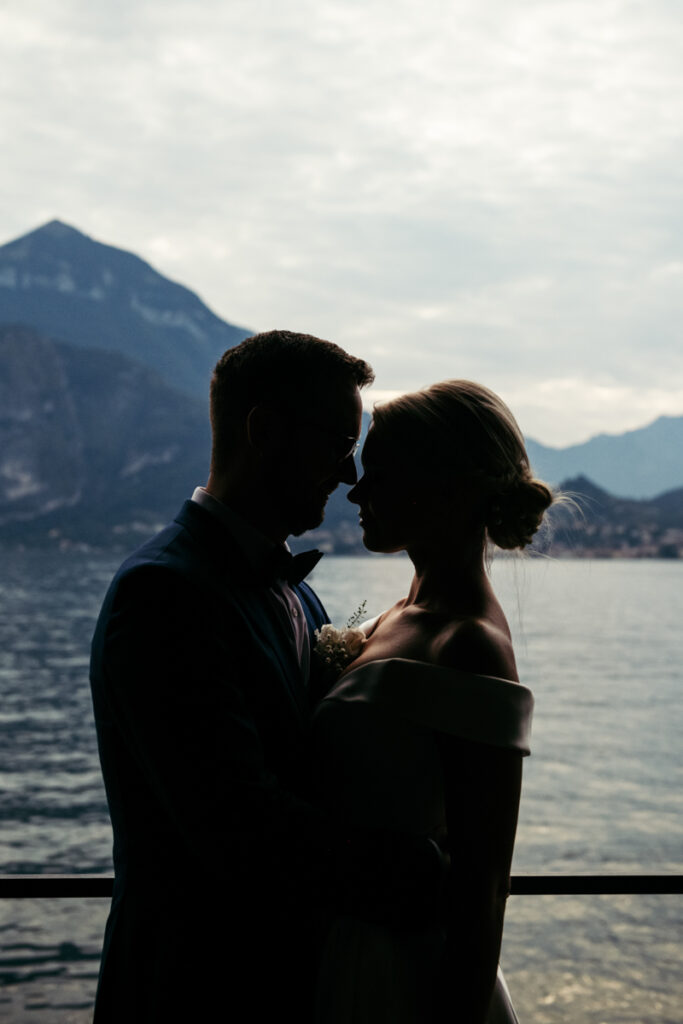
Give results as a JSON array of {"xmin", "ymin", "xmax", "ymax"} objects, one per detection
[{"xmin": 347, "ymin": 427, "xmax": 427, "ymax": 552}]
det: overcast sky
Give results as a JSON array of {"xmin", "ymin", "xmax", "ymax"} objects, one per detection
[{"xmin": 2, "ymin": 0, "xmax": 682, "ymax": 445}]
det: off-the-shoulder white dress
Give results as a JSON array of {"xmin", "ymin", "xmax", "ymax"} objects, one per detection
[{"xmin": 313, "ymin": 656, "xmax": 533, "ymax": 1024}]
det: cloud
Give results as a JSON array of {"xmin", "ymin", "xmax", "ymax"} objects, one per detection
[
  {"xmin": 2, "ymin": 0, "xmax": 683, "ymax": 444},
  {"xmin": 505, "ymin": 378, "xmax": 683, "ymax": 446}
]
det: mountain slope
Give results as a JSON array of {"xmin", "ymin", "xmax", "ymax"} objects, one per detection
[
  {"xmin": 0, "ymin": 324, "xmax": 210, "ymax": 542},
  {"xmin": 0, "ymin": 220, "xmax": 250, "ymax": 397},
  {"xmin": 0, "ymin": 325, "xmax": 84, "ymax": 522},
  {"xmin": 526, "ymin": 416, "xmax": 683, "ymax": 499}
]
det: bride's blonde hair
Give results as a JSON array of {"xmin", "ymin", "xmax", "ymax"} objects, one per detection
[{"xmin": 371, "ymin": 380, "xmax": 554, "ymax": 550}]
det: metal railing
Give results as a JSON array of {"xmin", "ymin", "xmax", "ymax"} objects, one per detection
[{"xmin": 1, "ymin": 874, "xmax": 682, "ymax": 897}]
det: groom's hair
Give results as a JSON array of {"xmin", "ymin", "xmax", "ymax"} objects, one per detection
[{"xmin": 210, "ymin": 329, "xmax": 374, "ymax": 466}]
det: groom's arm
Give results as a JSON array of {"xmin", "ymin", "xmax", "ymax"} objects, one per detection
[{"xmin": 95, "ymin": 564, "xmax": 340, "ymax": 895}]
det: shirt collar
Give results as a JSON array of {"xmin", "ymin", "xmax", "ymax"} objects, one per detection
[{"xmin": 191, "ymin": 486, "xmax": 289, "ymax": 578}]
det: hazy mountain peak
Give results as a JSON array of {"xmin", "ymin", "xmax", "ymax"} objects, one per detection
[
  {"xmin": 2, "ymin": 219, "xmax": 184, "ymax": 292},
  {"xmin": 557, "ymin": 475, "xmax": 611, "ymax": 501},
  {"xmin": 0, "ymin": 220, "xmax": 251, "ymax": 396},
  {"xmin": 37, "ymin": 218, "xmax": 83, "ymax": 235},
  {"xmin": 32, "ymin": 219, "xmax": 83, "ymax": 238}
]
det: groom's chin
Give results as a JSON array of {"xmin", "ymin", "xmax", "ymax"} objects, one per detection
[{"xmin": 288, "ymin": 502, "xmax": 328, "ymax": 537}]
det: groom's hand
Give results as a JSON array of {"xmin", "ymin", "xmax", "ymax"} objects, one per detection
[{"xmin": 336, "ymin": 829, "xmax": 449, "ymax": 930}]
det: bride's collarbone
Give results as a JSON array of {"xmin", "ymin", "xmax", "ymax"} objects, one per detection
[
  {"xmin": 356, "ymin": 605, "xmax": 455, "ymax": 665},
  {"xmin": 358, "ymin": 604, "xmax": 517, "ymax": 678}
]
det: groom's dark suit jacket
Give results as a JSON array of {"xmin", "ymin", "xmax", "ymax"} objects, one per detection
[{"xmin": 90, "ymin": 500, "xmax": 335, "ymax": 1022}]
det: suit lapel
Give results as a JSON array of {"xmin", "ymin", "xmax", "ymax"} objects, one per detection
[
  {"xmin": 174, "ymin": 501, "xmax": 311, "ymax": 725},
  {"xmin": 232, "ymin": 585, "xmax": 311, "ymax": 725},
  {"xmin": 294, "ymin": 581, "xmax": 329, "ymax": 635}
]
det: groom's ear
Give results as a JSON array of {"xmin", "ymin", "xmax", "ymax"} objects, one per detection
[{"xmin": 245, "ymin": 405, "xmax": 285, "ymax": 456}]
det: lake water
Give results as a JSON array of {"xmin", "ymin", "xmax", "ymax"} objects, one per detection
[{"xmin": 0, "ymin": 550, "xmax": 681, "ymax": 1022}]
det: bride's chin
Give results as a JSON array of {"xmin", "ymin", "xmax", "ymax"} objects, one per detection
[
  {"xmin": 360, "ymin": 528, "xmax": 399, "ymax": 554},
  {"xmin": 358, "ymin": 525, "xmax": 381, "ymax": 552},
  {"xmin": 361, "ymin": 537, "xmax": 382, "ymax": 552}
]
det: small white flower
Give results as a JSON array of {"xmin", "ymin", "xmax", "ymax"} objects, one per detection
[
  {"xmin": 343, "ymin": 627, "xmax": 366, "ymax": 658},
  {"xmin": 313, "ymin": 603, "xmax": 367, "ymax": 676}
]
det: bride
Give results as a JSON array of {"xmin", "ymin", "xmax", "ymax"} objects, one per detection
[{"xmin": 313, "ymin": 380, "xmax": 554, "ymax": 1023}]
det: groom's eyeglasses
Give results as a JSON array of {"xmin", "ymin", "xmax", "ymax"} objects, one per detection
[
  {"xmin": 277, "ymin": 408, "xmax": 360, "ymax": 463},
  {"xmin": 313, "ymin": 422, "xmax": 361, "ymax": 462}
]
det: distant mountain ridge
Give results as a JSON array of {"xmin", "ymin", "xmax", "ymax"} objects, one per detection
[
  {"xmin": 547, "ymin": 475, "xmax": 683, "ymax": 558},
  {"xmin": 0, "ymin": 220, "xmax": 250, "ymax": 397},
  {"xmin": 526, "ymin": 417, "xmax": 683, "ymax": 499}
]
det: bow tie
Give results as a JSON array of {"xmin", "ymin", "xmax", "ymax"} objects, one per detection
[{"xmin": 268, "ymin": 548, "xmax": 324, "ymax": 586}]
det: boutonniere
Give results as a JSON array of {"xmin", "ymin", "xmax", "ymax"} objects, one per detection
[{"xmin": 313, "ymin": 601, "xmax": 367, "ymax": 676}]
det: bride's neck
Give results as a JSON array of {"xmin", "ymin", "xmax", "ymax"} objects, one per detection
[{"xmin": 405, "ymin": 538, "xmax": 491, "ymax": 611}]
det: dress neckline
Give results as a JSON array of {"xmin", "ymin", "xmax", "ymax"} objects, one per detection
[{"xmin": 321, "ymin": 658, "xmax": 534, "ymax": 755}]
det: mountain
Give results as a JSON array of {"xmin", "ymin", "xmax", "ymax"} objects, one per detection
[
  {"xmin": 547, "ymin": 475, "xmax": 683, "ymax": 557},
  {"xmin": 0, "ymin": 324, "xmax": 210, "ymax": 544},
  {"xmin": 0, "ymin": 220, "xmax": 251, "ymax": 398},
  {"xmin": 526, "ymin": 416, "xmax": 683, "ymax": 499}
]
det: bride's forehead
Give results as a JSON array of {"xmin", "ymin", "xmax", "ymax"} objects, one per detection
[
  {"xmin": 361, "ymin": 427, "xmax": 395, "ymax": 464},
  {"xmin": 362, "ymin": 423, "xmax": 443, "ymax": 475}
]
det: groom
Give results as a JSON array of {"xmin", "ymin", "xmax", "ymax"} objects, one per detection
[{"xmin": 90, "ymin": 330, "xmax": 443, "ymax": 1023}]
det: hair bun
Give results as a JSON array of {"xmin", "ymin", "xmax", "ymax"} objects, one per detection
[
  {"xmin": 370, "ymin": 379, "xmax": 556, "ymax": 551},
  {"xmin": 486, "ymin": 476, "xmax": 554, "ymax": 550}
]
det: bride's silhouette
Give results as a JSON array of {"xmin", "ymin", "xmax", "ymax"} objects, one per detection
[{"xmin": 313, "ymin": 380, "xmax": 554, "ymax": 1023}]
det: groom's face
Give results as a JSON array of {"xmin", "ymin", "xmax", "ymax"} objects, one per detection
[{"xmin": 273, "ymin": 382, "xmax": 363, "ymax": 536}]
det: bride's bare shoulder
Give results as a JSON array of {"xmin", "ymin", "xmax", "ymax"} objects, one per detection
[{"xmin": 434, "ymin": 617, "xmax": 519, "ymax": 682}]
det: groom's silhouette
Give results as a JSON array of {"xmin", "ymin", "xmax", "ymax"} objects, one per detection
[{"xmin": 90, "ymin": 331, "xmax": 442, "ymax": 1023}]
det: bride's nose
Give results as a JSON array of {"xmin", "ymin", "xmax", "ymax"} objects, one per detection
[{"xmin": 347, "ymin": 475, "xmax": 365, "ymax": 503}]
